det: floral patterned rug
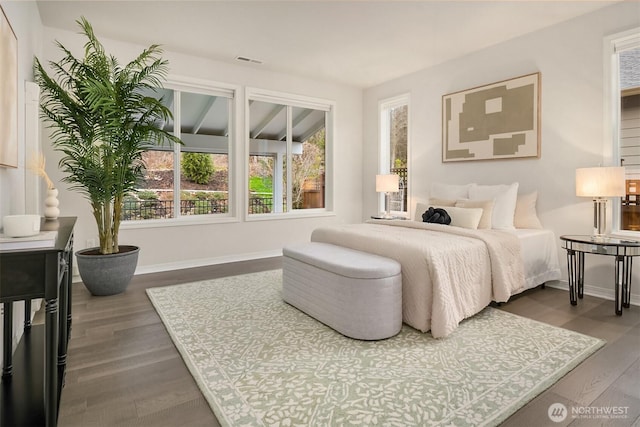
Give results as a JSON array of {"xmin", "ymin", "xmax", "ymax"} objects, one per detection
[{"xmin": 147, "ymin": 270, "xmax": 604, "ymax": 427}]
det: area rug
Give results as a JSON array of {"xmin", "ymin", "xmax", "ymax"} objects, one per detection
[{"xmin": 147, "ymin": 270, "xmax": 604, "ymax": 427}]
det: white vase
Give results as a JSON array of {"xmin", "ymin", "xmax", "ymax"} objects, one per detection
[{"xmin": 44, "ymin": 188, "xmax": 60, "ymax": 220}]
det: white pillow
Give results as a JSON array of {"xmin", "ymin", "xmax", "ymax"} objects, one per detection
[
  {"xmin": 425, "ymin": 205, "xmax": 483, "ymax": 229},
  {"xmin": 468, "ymin": 183, "xmax": 519, "ymax": 230},
  {"xmin": 430, "ymin": 182, "xmax": 473, "ymax": 200},
  {"xmin": 429, "ymin": 198, "xmax": 456, "ymax": 206},
  {"xmin": 455, "ymin": 199, "xmax": 494, "ymax": 230},
  {"xmin": 443, "ymin": 206, "xmax": 483, "ymax": 229},
  {"xmin": 414, "ymin": 202, "xmax": 430, "ymax": 221},
  {"xmin": 514, "ymin": 191, "xmax": 543, "ymax": 229}
]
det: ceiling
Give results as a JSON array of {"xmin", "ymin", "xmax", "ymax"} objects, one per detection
[{"xmin": 36, "ymin": 0, "xmax": 621, "ymax": 88}]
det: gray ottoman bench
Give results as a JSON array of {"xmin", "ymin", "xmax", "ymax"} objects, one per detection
[{"xmin": 282, "ymin": 242, "xmax": 402, "ymax": 340}]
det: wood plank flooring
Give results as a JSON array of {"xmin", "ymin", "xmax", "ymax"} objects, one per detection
[{"xmin": 51, "ymin": 258, "xmax": 639, "ymax": 426}]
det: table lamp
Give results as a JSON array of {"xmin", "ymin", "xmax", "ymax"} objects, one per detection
[
  {"xmin": 576, "ymin": 166, "xmax": 626, "ymax": 237},
  {"xmin": 376, "ymin": 174, "xmax": 400, "ymax": 219}
]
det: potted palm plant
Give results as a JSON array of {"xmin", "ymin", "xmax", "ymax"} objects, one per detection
[{"xmin": 34, "ymin": 17, "xmax": 180, "ymax": 295}]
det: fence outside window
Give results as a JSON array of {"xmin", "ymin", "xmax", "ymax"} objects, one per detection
[
  {"xmin": 123, "ymin": 197, "xmax": 279, "ymax": 220},
  {"xmin": 390, "ymin": 167, "xmax": 407, "ymax": 212}
]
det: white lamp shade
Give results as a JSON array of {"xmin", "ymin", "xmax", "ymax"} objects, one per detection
[
  {"xmin": 576, "ymin": 166, "xmax": 626, "ymax": 197},
  {"xmin": 376, "ymin": 174, "xmax": 399, "ymax": 192}
]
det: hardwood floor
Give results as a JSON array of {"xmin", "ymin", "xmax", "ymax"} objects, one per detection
[{"xmin": 53, "ymin": 258, "xmax": 640, "ymax": 426}]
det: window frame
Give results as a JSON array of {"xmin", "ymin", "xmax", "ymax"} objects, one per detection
[
  {"xmin": 378, "ymin": 93, "xmax": 410, "ymax": 217},
  {"xmin": 606, "ymin": 28, "xmax": 640, "ymax": 237},
  {"xmin": 121, "ymin": 76, "xmax": 241, "ymax": 229},
  {"xmin": 244, "ymin": 87, "xmax": 335, "ymax": 222}
]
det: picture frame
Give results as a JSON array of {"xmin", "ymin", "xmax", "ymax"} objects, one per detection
[
  {"xmin": 442, "ymin": 72, "xmax": 540, "ymax": 163},
  {"xmin": 0, "ymin": 4, "xmax": 18, "ymax": 168}
]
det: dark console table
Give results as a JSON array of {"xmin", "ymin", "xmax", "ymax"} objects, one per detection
[{"xmin": 1, "ymin": 217, "xmax": 76, "ymax": 427}]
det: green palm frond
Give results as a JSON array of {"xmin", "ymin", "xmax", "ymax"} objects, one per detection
[{"xmin": 34, "ymin": 17, "xmax": 181, "ymax": 255}]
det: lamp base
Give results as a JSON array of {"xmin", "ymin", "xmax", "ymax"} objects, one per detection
[
  {"xmin": 593, "ymin": 197, "xmax": 608, "ymax": 237},
  {"xmin": 383, "ymin": 192, "xmax": 393, "ymax": 219}
]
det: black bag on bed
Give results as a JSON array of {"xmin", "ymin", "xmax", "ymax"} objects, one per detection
[{"xmin": 422, "ymin": 207, "xmax": 451, "ymax": 225}]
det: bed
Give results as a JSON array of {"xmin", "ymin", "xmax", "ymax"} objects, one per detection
[
  {"xmin": 310, "ymin": 183, "xmax": 561, "ymax": 338},
  {"xmin": 512, "ymin": 228, "xmax": 561, "ymax": 289}
]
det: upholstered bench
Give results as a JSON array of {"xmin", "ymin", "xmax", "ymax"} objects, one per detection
[{"xmin": 282, "ymin": 242, "xmax": 402, "ymax": 340}]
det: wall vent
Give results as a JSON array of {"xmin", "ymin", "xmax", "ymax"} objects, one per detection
[{"xmin": 235, "ymin": 56, "xmax": 263, "ymax": 65}]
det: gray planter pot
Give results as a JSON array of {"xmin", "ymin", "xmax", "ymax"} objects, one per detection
[{"xmin": 76, "ymin": 245, "xmax": 140, "ymax": 296}]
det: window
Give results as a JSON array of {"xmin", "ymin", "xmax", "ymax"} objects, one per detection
[
  {"xmin": 247, "ymin": 90, "xmax": 332, "ymax": 217},
  {"xmin": 379, "ymin": 94, "xmax": 409, "ymax": 215},
  {"xmin": 179, "ymin": 91, "xmax": 231, "ymax": 216},
  {"xmin": 125, "ymin": 83, "xmax": 235, "ymax": 221},
  {"xmin": 608, "ymin": 29, "xmax": 640, "ymax": 233}
]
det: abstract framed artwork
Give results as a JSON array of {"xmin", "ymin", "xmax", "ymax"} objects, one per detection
[
  {"xmin": 0, "ymin": 4, "xmax": 17, "ymax": 168},
  {"xmin": 442, "ymin": 72, "xmax": 540, "ymax": 163}
]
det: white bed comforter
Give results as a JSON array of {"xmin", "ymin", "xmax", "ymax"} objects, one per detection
[{"xmin": 310, "ymin": 220, "xmax": 525, "ymax": 338}]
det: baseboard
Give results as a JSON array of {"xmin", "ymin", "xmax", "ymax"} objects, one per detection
[
  {"xmin": 73, "ymin": 249, "xmax": 283, "ymax": 281},
  {"xmin": 546, "ymin": 280, "xmax": 640, "ymax": 307}
]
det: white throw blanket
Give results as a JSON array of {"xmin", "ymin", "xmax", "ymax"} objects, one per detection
[{"xmin": 311, "ymin": 220, "xmax": 525, "ymax": 338}]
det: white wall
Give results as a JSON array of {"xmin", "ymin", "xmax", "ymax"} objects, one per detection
[
  {"xmin": 40, "ymin": 26, "xmax": 363, "ymax": 273},
  {"xmin": 0, "ymin": 1, "xmax": 42, "ymax": 220},
  {"xmin": 0, "ymin": 0, "xmax": 43, "ymax": 369},
  {"xmin": 363, "ymin": 2, "xmax": 640, "ymax": 303}
]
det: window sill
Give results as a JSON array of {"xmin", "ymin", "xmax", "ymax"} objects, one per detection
[
  {"xmin": 120, "ymin": 214, "xmax": 240, "ymax": 230},
  {"xmin": 119, "ymin": 209, "xmax": 336, "ymax": 228},
  {"xmin": 609, "ymin": 229, "xmax": 640, "ymax": 241},
  {"xmin": 245, "ymin": 210, "xmax": 336, "ymax": 222}
]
